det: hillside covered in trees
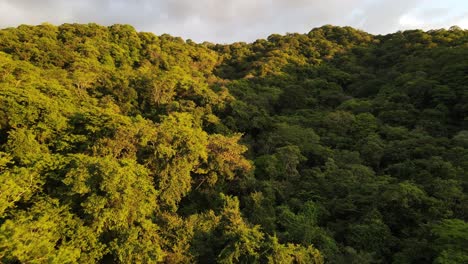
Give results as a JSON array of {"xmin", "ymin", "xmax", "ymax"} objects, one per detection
[{"xmin": 0, "ymin": 23, "xmax": 467, "ymax": 263}]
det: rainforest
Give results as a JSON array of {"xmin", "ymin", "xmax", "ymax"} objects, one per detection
[{"xmin": 0, "ymin": 23, "xmax": 467, "ymax": 263}]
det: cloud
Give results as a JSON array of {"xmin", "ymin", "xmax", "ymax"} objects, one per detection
[
  {"xmin": 398, "ymin": 8, "xmax": 468, "ymax": 31},
  {"xmin": 0, "ymin": 0, "xmax": 465, "ymax": 43},
  {"xmin": 354, "ymin": 0, "xmax": 422, "ymax": 33}
]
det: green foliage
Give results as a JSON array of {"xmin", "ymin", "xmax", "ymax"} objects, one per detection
[
  {"xmin": 0, "ymin": 198, "xmax": 104, "ymax": 263},
  {"xmin": 264, "ymin": 236, "xmax": 323, "ymax": 264},
  {"xmin": 0, "ymin": 23, "xmax": 466, "ymax": 263},
  {"xmin": 430, "ymin": 219, "xmax": 468, "ymax": 264}
]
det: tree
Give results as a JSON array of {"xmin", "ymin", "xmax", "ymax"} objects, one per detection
[{"xmin": 430, "ymin": 219, "xmax": 468, "ymax": 264}]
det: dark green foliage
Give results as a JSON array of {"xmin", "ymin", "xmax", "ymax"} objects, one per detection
[{"xmin": 213, "ymin": 25, "xmax": 468, "ymax": 263}]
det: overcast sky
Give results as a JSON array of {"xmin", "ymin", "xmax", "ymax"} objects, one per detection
[{"xmin": 0, "ymin": 0, "xmax": 466, "ymax": 43}]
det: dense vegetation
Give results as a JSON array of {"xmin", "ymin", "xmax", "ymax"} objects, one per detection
[{"xmin": 0, "ymin": 23, "xmax": 467, "ymax": 263}]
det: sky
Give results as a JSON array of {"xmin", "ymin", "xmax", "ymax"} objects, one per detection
[{"xmin": 0, "ymin": 0, "xmax": 466, "ymax": 43}]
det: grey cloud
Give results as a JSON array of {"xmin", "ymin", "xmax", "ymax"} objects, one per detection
[
  {"xmin": 0, "ymin": 0, "xmax": 465, "ymax": 43},
  {"xmin": 419, "ymin": 7, "xmax": 451, "ymax": 20}
]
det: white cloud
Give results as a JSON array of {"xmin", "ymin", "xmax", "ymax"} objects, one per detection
[
  {"xmin": 398, "ymin": 5, "xmax": 467, "ymax": 32},
  {"xmin": 0, "ymin": 0, "xmax": 465, "ymax": 43},
  {"xmin": 457, "ymin": 17, "xmax": 468, "ymax": 28},
  {"xmin": 399, "ymin": 14, "xmax": 424, "ymax": 27}
]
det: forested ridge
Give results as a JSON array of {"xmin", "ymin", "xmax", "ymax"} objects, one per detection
[{"xmin": 0, "ymin": 23, "xmax": 467, "ymax": 263}]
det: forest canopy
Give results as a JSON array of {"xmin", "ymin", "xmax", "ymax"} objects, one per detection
[{"xmin": 0, "ymin": 23, "xmax": 467, "ymax": 263}]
